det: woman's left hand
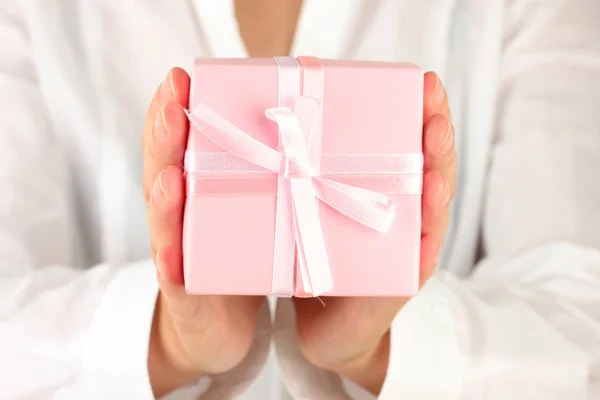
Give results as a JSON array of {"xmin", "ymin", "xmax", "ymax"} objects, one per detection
[{"xmin": 294, "ymin": 72, "xmax": 456, "ymax": 394}]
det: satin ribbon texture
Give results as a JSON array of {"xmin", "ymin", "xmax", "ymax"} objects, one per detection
[{"xmin": 184, "ymin": 57, "xmax": 423, "ymax": 297}]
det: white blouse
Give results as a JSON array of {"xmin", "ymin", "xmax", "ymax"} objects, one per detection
[{"xmin": 0, "ymin": 0, "xmax": 599, "ymax": 399}]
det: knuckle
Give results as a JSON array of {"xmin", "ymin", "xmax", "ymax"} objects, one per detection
[
  {"xmin": 445, "ymin": 101, "xmax": 452, "ymax": 119},
  {"xmin": 143, "ymin": 86, "xmax": 163, "ymax": 132},
  {"xmin": 143, "ymin": 169, "xmax": 157, "ymax": 204},
  {"xmin": 147, "ymin": 207, "xmax": 158, "ymax": 239},
  {"xmin": 450, "ymin": 147, "xmax": 458, "ymax": 165},
  {"xmin": 146, "ymin": 135, "xmax": 160, "ymax": 161},
  {"xmin": 150, "ymin": 241, "xmax": 158, "ymax": 264},
  {"xmin": 440, "ymin": 199, "xmax": 451, "ymax": 215},
  {"xmin": 449, "ymin": 173, "xmax": 457, "ymax": 200},
  {"xmin": 431, "ymin": 204, "xmax": 447, "ymax": 220},
  {"xmin": 442, "ymin": 144, "xmax": 457, "ymax": 167}
]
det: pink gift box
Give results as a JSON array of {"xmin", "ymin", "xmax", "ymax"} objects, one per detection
[{"xmin": 183, "ymin": 57, "xmax": 423, "ymax": 297}]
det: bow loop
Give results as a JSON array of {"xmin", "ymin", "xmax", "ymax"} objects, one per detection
[{"xmin": 265, "ymin": 101, "xmax": 319, "ymax": 179}]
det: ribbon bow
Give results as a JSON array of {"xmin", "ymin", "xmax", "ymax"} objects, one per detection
[{"xmin": 185, "ymin": 97, "xmax": 398, "ymax": 296}]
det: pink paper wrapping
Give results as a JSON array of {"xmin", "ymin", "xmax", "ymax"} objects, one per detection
[{"xmin": 183, "ymin": 57, "xmax": 423, "ymax": 297}]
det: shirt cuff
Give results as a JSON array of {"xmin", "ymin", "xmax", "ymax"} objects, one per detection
[
  {"xmin": 378, "ymin": 274, "xmax": 465, "ymax": 400},
  {"xmin": 81, "ymin": 259, "xmax": 159, "ymax": 399}
]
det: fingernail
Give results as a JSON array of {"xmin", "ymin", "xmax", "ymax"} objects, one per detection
[
  {"xmin": 153, "ymin": 170, "xmax": 167, "ymax": 203},
  {"xmin": 160, "ymin": 70, "xmax": 174, "ymax": 101},
  {"xmin": 439, "ymin": 119, "xmax": 454, "ymax": 154},
  {"xmin": 153, "ymin": 107, "xmax": 168, "ymax": 140}
]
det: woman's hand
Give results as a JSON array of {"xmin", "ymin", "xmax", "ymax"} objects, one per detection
[
  {"xmin": 294, "ymin": 72, "xmax": 456, "ymax": 394},
  {"xmin": 143, "ymin": 68, "xmax": 264, "ymax": 397}
]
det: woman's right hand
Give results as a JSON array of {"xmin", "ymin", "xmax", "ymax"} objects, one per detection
[{"xmin": 143, "ymin": 68, "xmax": 264, "ymax": 397}]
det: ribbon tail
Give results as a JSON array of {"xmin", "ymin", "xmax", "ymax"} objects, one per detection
[
  {"xmin": 290, "ymin": 177, "xmax": 333, "ymax": 296},
  {"xmin": 271, "ymin": 175, "xmax": 296, "ymax": 297},
  {"xmin": 294, "ymin": 207, "xmax": 313, "ymax": 295},
  {"xmin": 313, "ymin": 178, "xmax": 397, "ymax": 233}
]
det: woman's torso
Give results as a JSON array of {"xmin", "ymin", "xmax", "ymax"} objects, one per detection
[{"xmin": 21, "ymin": 0, "xmax": 504, "ymax": 280}]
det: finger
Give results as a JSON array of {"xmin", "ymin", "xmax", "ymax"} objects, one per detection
[
  {"xmin": 419, "ymin": 234, "xmax": 439, "ymax": 288},
  {"xmin": 423, "ymin": 72, "xmax": 451, "ymax": 122},
  {"xmin": 157, "ymin": 244, "xmax": 184, "ymax": 286},
  {"xmin": 148, "ymin": 166, "xmax": 185, "ymax": 273},
  {"xmin": 423, "ymin": 113, "xmax": 457, "ymax": 198},
  {"xmin": 157, "ymin": 249, "xmax": 264, "ymax": 375},
  {"xmin": 295, "ymin": 295, "xmax": 404, "ymax": 370},
  {"xmin": 142, "ymin": 68, "xmax": 191, "ymax": 157},
  {"xmin": 150, "ymin": 168, "xmax": 261, "ymax": 353},
  {"xmin": 421, "ymin": 170, "xmax": 451, "ymax": 247},
  {"xmin": 155, "ymin": 244, "xmax": 197, "ymax": 322},
  {"xmin": 143, "ymin": 101, "xmax": 189, "ymax": 204}
]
